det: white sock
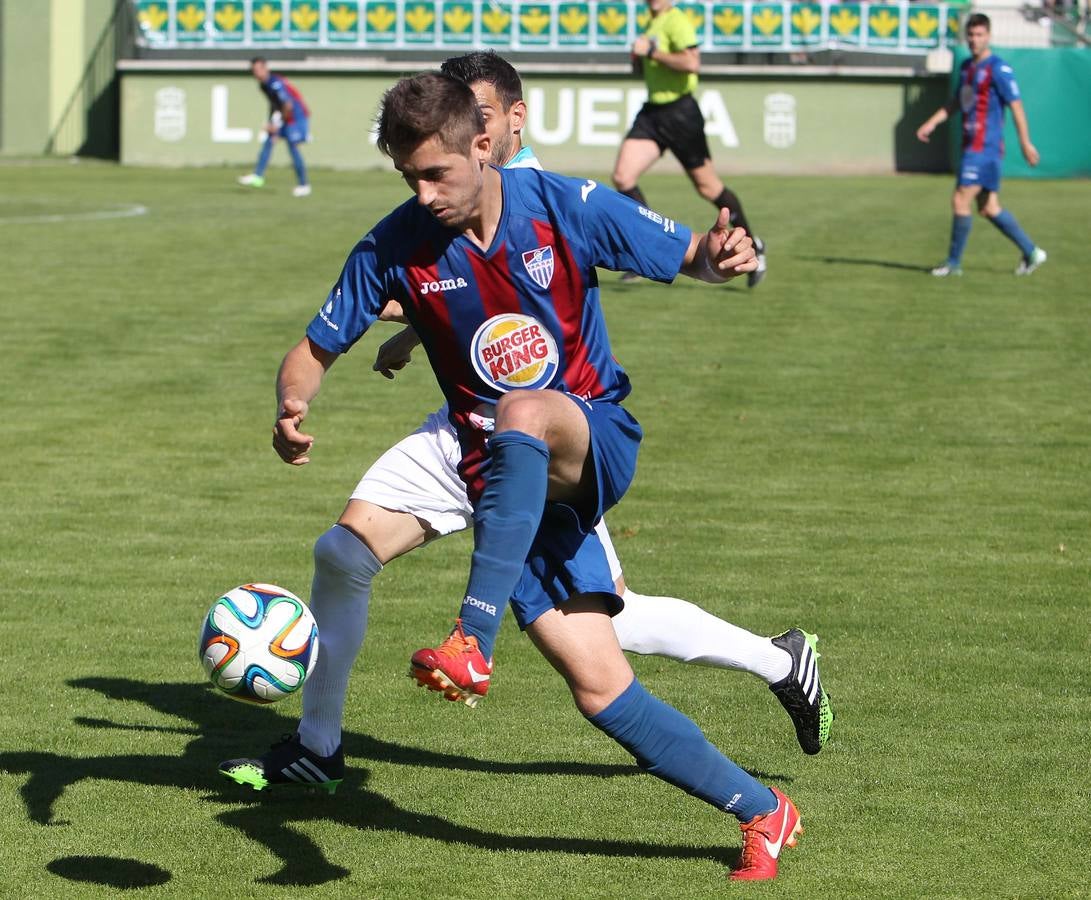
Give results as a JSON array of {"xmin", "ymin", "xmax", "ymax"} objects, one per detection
[
  {"xmin": 297, "ymin": 525, "xmax": 382, "ymax": 757},
  {"xmin": 612, "ymin": 589, "xmax": 792, "ymax": 684}
]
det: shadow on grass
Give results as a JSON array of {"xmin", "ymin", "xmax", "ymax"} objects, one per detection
[
  {"xmin": 800, "ymin": 254, "xmax": 933, "ymax": 273},
  {"xmin": 47, "ymin": 856, "xmax": 171, "ymax": 890},
  {"xmin": 1, "ymin": 676, "xmax": 772, "ymax": 886}
]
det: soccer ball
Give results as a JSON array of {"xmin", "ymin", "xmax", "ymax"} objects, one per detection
[{"xmin": 198, "ymin": 583, "xmax": 319, "ymax": 704}]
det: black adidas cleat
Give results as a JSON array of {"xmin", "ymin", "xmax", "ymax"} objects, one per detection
[
  {"xmin": 769, "ymin": 629, "xmax": 833, "ymax": 755},
  {"xmin": 219, "ymin": 733, "xmax": 344, "ymax": 794}
]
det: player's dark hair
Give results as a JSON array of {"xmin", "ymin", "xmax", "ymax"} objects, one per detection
[
  {"xmin": 440, "ymin": 51, "xmax": 523, "ymax": 111},
  {"xmin": 377, "ymin": 72, "xmax": 485, "ymax": 160},
  {"xmin": 965, "ymin": 13, "xmax": 990, "ymax": 31},
  {"xmin": 249, "ymin": 56, "xmax": 267, "ymax": 66}
]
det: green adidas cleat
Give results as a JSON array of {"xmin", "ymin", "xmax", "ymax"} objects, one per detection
[
  {"xmin": 219, "ymin": 733, "xmax": 343, "ymax": 794},
  {"xmin": 237, "ymin": 173, "xmax": 265, "ymax": 188},
  {"xmin": 769, "ymin": 629, "xmax": 834, "ymax": 755}
]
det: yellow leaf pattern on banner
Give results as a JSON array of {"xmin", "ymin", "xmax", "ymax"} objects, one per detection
[
  {"xmin": 869, "ymin": 8, "xmax": 899, "ymax": 36},
  {"xmin": 291, "ymin": 3, "xmax": 320, "ymax": 31},
  {"xmin": 792, "ymin": 6, "xmax": 821, "ymax": 33},
  {"xmin": 405, "ymin": 5, "xmax": 435, "ymax": 31},
  {"xmin": 637, "ymin": 9, "xmax": 650, "ymax": 27},
  {"xmin": 682, "ymin": 6, "xmax": 704, "ymax": 29},
  {"xmin": 559, "ymin": 5, "xmax": 588, "ymax": 33},
  {"xmin": 367, "ymin": 4, "xmax": 396, "ymax": 30},
  {"xmin": 714, "ymin": 7, "xmax": 743, "ymax": 34},
  {"xmin": 444, "ymin": 5, "xmax": 473, "ymax": 31},
  {"xmin": 907, "ymin": 10, "xmax": 937, "ymax": 37},
  {"xmin": 214, "ymin": 3, "xmax": 244, "ymax": 31},
  {"xmin": 328, "ymin": 3, "xmax": 358, "ymax": 31},
  {"xmin": 751, "ymin": 7, "xmax": 782, "ymax": 34},
  {"xmin": 948, "ymin": 13, "xmax": 960, "ymax": 35},
  {"xmin": 598, "ymin": 7, "xmax": 627, "ymax": 33},
  {"xmin": 829, "ymin": 7, "xmax": 859, "ymax": 35},
  {"xmin": 482, "ymin": 7, "xmax": 511, "ymax": 32},
  {"xmin": 177, "ymin": 3, "xmax": 205, "ymax": 31},
  {"xmin": 521, "ymin": 7, "xmax": 551, "ymax": 33},
  {"xmin": 139, "ymin": 3, "xmax": 169, "ymax": 30},
  {"xmin": 252, "ymin": 3, "xmax": 282, "ymax": 30}
]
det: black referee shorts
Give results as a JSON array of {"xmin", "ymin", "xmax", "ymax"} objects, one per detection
[{"xmin": 624, "ymin": 93, "xmax": 712, "ymax": 171}]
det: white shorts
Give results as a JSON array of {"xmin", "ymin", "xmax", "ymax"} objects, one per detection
[{"xmin": 351, "ymin": 405, "xmax": 624, "ymax": 582}]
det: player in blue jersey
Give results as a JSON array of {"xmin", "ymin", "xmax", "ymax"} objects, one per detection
[
  {"xmin": 916, "ymin": 14, "xmax": 1046, "ymax": 277},
  {"xmin": 252, "ymin": 72, "xmax": 802, "ymax": 880},
  {"xmin": 237, "ymin": 57, "xmax": 312, "ymax": 197}
]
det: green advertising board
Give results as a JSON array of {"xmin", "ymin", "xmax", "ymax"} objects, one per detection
[
  {"xmin": 790, "ymin": 3, "xmax": 823, "ymax": 46},
  {"xmin": 251, "ymin": 1, "xmax": 285, "ymax": 41},
  {"xmin": 557, "ymin": 2, "xmax": 590, "ymax": 44},
  {"xmin": 828, "ymin": 4, "xmax": 862, "ymax": 45},
  {"xmin": 595, "ymin": 2, "xmax": 630, "ymax": 45},
  {"xmin": 866, "ymin": 5, "xmax": 902, "ymax": 47},
  {"xmin": 364, "ymin": 0, "xmax": 397, "ymax": 41},
  {"xmin": 750, "ymin": 3, "xmax": 785, "ymax": 46},
  {"xmin": 441, "ymin": 2, "xmax": 473, "ymax": 42},
  {"xmin": 710, "ymin": 4, "xmax": 745, "ymax": 46},
  {"xmin": 905, "ymin": 6, "xmax": 942, "ymax": 48},
  {"xmin": 518, "ymin": 4, "xmax": 554, "ymax": 44},
  {"xmin": 174, "ymin": 1, "xmax": 207, "ymax": 41},
  {"xmin": 403, "ymin": 3, "xmax": 437, "ymax": 43},
  {"xmin": 326, "ymin": 2, "xmax": 361, "ymax": 40},
  {"xmin": 211, "ymin": 1, "xmax": 245, "ymax": 41},
  {"xmin": 289, "ymin": 1, "xmax": 323, "ymax": 41},
  {"xmin": 481, "ymin": 2, "xmax": 513, "ymax": 45}
]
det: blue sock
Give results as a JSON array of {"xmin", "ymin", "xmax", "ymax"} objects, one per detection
[
  {"xmin": 947, "ymin": 214, "xmax": 972, "ymax": 267},
  {"xmin": 288, "ymin": 141, "xmax": 308, "ymax": 185},
  {"xmin": 588, "ymin": 679, "xmax": 778, "ymax": 822},
  {"xmin": 459, "ymin": 430, "xmax": 549, "ymax": 659},
  {"xmin": 255, "ymin": 136, "xmax": 274, "ymax": 176},
  {"xmin": 988, "ymin": 209, "xmax": 1035, "ymax": 259}
]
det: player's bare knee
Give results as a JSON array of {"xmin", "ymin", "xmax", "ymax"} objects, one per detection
[{"xmin": 494, "ymin": 390, "xmax": 548, "ymax": 436}]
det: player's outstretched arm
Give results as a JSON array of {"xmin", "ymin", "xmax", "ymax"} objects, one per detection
[
  {"xmin": 679, "ymin": 208, "xmax": 757, "ymax": 284},
  {"xmin": 916, "ymin": 100, "xmax": 955, "ymax": 143},
  {"xmin": 1009, "ymin": 100, "xmax": 1040, "ymax": 166},
  {"xmin": 373, "ymin": 326, "xmax": 422, "ymax": 380},
  {"xmin": 274, "ymin": 337, "xmax": 338, "ymax": 466}
]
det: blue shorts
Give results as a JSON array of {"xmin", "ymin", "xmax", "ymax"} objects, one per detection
[
  {"xmin": 280, "ymin": 115, "xmax": 309, "ymax": 145},
  {"xmin": 957, "ymin": 151, "xmax": 1001, "ymax": 193},
  {"xmin": 508, "ymin": 397, "xmax": 642, "ymax": 629}
]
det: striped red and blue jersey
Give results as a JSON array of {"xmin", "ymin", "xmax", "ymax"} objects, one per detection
[
  {"xmin": 306, "ymin": 167, "xmax": 692, "ymax": 500},
  {"xmin": 956, "ymin": 54, "xmax": 1020, "ymax": 156},
  {"xmin": 260, "ymin": 74, "xmax": 309, "ymax": 123}
]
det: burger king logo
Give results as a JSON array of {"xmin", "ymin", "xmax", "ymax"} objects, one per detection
[{"xmin": 470, "ymin": 313, "xmax": 559, "ymax": 392}]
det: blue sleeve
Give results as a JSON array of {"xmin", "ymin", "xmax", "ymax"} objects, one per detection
[
  {"xmin": 571, "ymin": 179, "xmax": 692, "ymax": 282},
  {"xmin": 305, "ymin": 231, "xmax": 390, "ymax": 354},
  {"xmin": 268, "ymin": 76, "xmax": 293, "ymax": 107},
  {"xmin": 994, "ymin": 61, "xmax": 1021, "ymax": 105}
]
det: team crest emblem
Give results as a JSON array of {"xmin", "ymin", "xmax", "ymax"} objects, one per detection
[
  {"xmin": 470, "ymin": 313, "xmax": 559, "ymax": 392},
  {"xmin": 521, "ymin": 245, "xmax": 555, "ymax": 289}
]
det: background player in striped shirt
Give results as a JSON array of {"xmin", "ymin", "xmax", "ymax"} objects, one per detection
[
  {"xmin": 226, "ymin": 71, "xmax": 805, "ymax": 881},
  {"xmin": 916, "ymin": 14, "xmax": 1046, "ymax": 277},
  {"xmin": 237, "ymin": 57, "xmax": 312, "ymax": 198}
]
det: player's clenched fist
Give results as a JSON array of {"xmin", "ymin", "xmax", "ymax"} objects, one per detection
[{"xmin": 273, "ymin": 396, "xmax": 314, "ymax": 465}]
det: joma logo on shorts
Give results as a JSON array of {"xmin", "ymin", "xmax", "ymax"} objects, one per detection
[{"xmin": 419, "ymin": 277, "xmax": 468, "ymax": 295}]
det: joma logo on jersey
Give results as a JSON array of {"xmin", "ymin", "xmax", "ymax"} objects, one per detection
[
  {"xmin": 470, "ymin": 313, "xmax": 559, "ymax": 392},
  {"xmin": 419, "ymin": 276, "xmax": 468, "ymax": 295}
]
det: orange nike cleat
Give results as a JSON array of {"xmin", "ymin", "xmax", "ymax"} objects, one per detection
[
  {"xmin": 729, "ymin": 787, "xmax": 802, "ymax": 881},
  {"xmin": 409, "ymin": 619, "xmax": 493, "ymax": 708}
]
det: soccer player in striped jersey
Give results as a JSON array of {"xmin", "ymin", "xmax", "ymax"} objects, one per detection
[
  {"xmin": 228, "ymin": 71, "xmax": 807, "ymax": 880},
  {"xmin": 237, "ymin": 57, "xmax": 312, "ymax": 197},
  {"xmin": 916, "ymin": 14, "xmax": 1046, "ymax": 277}
]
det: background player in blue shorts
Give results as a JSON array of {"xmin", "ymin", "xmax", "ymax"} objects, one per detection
[
  {"xmin": 916, "ymin": 14, "xmax": 1046, "ymax": 277},
  {"xmin": 256, "ymin": 72, "xmax": 802, "ymax": 880},
  {"xmin": 237, "ymin": 57, "xmax": 312, "ymax": 197}
]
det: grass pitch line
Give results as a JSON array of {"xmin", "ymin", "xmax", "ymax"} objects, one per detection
[{"xmin": 0, "ymin": 202, "xmax": 148, "ymax": 225}]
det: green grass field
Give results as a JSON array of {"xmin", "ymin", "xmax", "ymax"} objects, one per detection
[{"xmin": 1, "ymin": 160, "xmax": 1088, "ymax": 898}]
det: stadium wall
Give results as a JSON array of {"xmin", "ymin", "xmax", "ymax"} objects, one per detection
[
  {"xmin": 119, "ymin": 64, "xmax": 952, "ymax": 175},
  {"xmin": 0, "ymin": 0, "xmax": 124, "ymax": 156}
]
